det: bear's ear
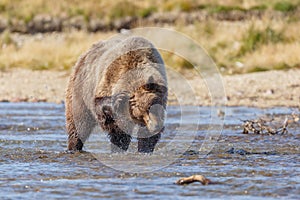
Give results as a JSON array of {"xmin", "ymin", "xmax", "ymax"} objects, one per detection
[
  {"xmin": 95, "ymin": 97, "xmax": 114, "ymax": 125},
  {"xmin": 147, "ymin": 76, "xmax": 155, "ymax": 84}
]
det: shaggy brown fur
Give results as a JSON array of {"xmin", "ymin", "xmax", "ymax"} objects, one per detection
[{"xmin": 65, "ymin": 36, "xmax": 167, "ymax": 153}]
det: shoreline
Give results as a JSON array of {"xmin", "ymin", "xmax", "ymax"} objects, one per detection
[{"xmin": 0, "ymin": 68, "xmax": 299, "ymax": 108}]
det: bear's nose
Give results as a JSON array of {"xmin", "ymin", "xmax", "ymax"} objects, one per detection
[{"xmin": 145, "ymin": 104, "xmax": 165, "ymax": 134}]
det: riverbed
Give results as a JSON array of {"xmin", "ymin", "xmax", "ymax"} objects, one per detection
[{"xmin": 0, "ymin": 103, "xmax": 299, "ymax": 199}]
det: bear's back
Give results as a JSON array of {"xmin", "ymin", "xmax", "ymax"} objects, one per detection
[{"xmin": 95, "ymin": 36, "xmax": 166, "ymax": 98}]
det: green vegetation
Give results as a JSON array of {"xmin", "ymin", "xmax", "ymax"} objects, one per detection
[
  {"xmin": 207, "ymin": 5, "xmax": 245, "ymax": 13},
  {"xmin": 0, "ymin": 30, "xmax": 13, "ymax": 46},
  {"xmin": 273, "ymin": 63, "xmax": 289, "ymax": 70},
  {"xmin": 138, "ymin": 6, "xmax": 157, "ymax": 18},
  {"xmin": 248, "ymin": 66, "xmax": 269, "ymax": 73},
  {"xmin": 238, "ymin": 25, "xmax": 285, "ymax": 56},
  {"xmin": 162, "ymin": 0, "xmax": 198, "ymax": 12},
  {"xmin": 248, "ymin": 63, "xmax": 296, "ymax": 73},
  {"xmin": 23, "ymin": 12, "xmax": 34, "ymax": 24},
  {"xmin": 274, "ymin": 2, "xmax": 297, "ymax": 12},
  {"xmin": 249, "ymin": 4, "xmax": 268, "ymax": 11},
  {"xmin": 109, "ymin": 1, "xmax": 138, "ymax": 20},
  {"xmin": 161, "ymin": 51, "xmax": 194, "ymax": 70},
  {"xmin": 178, "ymin": 1, "xmax": 196, "ymax": 12}
]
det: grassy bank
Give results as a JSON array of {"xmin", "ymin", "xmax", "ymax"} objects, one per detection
[
  {"xmin": 177, "ymin": 18, "xmax": 300, "ymax": 74},
  {"xmin": 1, "ymin": 19, "xmax": 300, "ymax": 74},
  {"xmin": 0, "ymin": 31, "xmax": 113, "ymax": 71},
  {"xmin": 1, "ymin": 0, "xmax": 300, "ymax": 21},
  {"xmin": 0, "ymin": 0, "xmax": 300, "ymax": 74}
]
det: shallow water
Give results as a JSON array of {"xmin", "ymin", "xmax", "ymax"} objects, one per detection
[{"xmin": 0, "ymin": 103, "xmax": 299, "ymax": 199}]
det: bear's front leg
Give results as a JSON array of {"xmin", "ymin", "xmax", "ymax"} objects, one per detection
[
  {"xmin": 95, "ymin": 95, "xmax": 132, "ymax": 153},
  {"xmin": 138, "ymin": 132, "xmax": 161, "ymax": 153},
  {"xmin": 109, "ymin": 132, "xmax": 132, "ymax": 153}
]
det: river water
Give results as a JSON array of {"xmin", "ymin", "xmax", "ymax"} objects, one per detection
[{"xmin": 0, "ymin": 103, "xmax": 299, "ymax": 199}]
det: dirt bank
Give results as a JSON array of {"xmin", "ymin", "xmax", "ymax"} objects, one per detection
[{"xmin": 0, "ymin": 69, "xmax": 299, "ymax": 108}]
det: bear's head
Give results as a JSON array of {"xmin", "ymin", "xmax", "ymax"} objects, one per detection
[
  {"xmin": 95, "ymin": 81, "xmax": 167, "ymax": 136},
  {"xmin": 129, "ymin": 81, "xmax": 167, "ymax": 134}
]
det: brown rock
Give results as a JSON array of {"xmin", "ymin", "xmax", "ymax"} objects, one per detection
[
  {"xmin": 9, "ymin": 19, "xmax": 27, "ymax": 33},
  {"xmin": 112, "ymin": 16, "xmax": 137, "ymax": 31},
  {"xmin": 0, "ymin": 18, "xmax": 7, "ymax": 32},
  {"xmin": 88, "ymin": 19, "xmax": 110, "ymax": 32},
  {"xmin": 27, "ymin": 14, "xmax": 62, "ymax": 33}
]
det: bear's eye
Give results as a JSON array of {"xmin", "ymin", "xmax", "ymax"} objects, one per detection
[
  {"xmin": 143, "ymin": 83, "xmax": 167, "ymax": 94},
  {"xmin": 143, "ymin": 83, "xmax": 156, "ymax": 91}
]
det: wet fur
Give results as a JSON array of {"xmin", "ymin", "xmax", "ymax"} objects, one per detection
[{"xmin": 65, "ymin": 36, "xmax": 167, "ymax": 152}]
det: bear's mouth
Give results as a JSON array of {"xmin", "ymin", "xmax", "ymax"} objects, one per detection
[
  {"xmin": 144, "ymin": 114, "xmax": 162, "ymax": 134},
  {"xmin": 143, "ymin": 104, "xmax": 165, "ymax": 134}
]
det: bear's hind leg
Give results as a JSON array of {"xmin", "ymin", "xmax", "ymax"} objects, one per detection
[
  {"xmin": 67, "ymin": 107, "xmax": 96, "ymax": 151},
  {"xmin": 66, "ymin": 96, "xmax": 82, "ymax": 151},
  {"xmin": 66, "ymin": 87, "xmax": 96, "ymax": 151},
  {"xmin": 66, "ymin": 110, "xmax": 83, "ymax": 151}
]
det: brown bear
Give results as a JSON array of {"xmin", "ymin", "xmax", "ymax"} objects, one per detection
[{"xmin": 65, "ymin": 36, "xmax": 168, "ymax": 153}]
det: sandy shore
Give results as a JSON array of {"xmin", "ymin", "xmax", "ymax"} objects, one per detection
[{"xmin": 0, "ymin": 69, "xmax": 299, "ymax": 108}]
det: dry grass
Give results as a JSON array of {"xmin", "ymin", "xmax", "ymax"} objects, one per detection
[
  {"xmin": 175, "ymin": 18, "xmax": 300, "ymax": 73},
  {"xmin": 243, "ymin": 42, "xmax": 300, "ymax": 71},
  {"xmin": 0, "ymin": 31, "xmax": 113, "ymax": 70},
  {"xmin": 1, "ymin": 0, "xmax": 106, "ymax": 20},
  {"xmin": 1, "ymin": 17, "xmax": 300, "ymax": 74},
  {"xmin": 0, "ymin": 0, "xmax": 300, "ymax": 74},
  {"xmin": 1, "ymin": 0, "xmax": 299, "ymax": 21},
  {"xmin": 0, "ymin": 31, "xmax": 195, "ymax": 71}
]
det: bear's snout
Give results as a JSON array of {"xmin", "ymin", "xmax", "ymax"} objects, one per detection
[{"xmin": 144, "ymin": 103, "xmax": 165, "ymax": 134}]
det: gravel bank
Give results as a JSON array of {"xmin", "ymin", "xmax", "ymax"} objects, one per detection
[{"xmin": 0, "ymin": 69, "xmax": 299, "ymax": 108}]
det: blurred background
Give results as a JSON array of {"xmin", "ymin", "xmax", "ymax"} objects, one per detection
[{"xmin": 0, "ymin": 0, "xmax": 300, "ymax": 74}]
